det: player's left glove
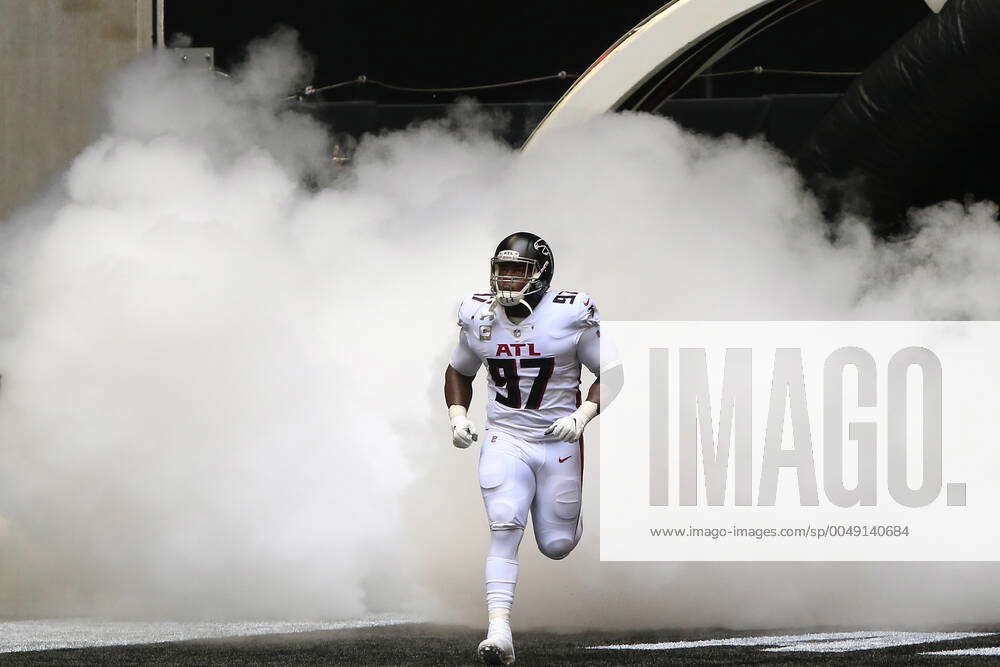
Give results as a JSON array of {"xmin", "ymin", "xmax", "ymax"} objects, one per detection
[{"xmin": 545, "ymin": 401, "xmax": 599, "ymax": 442}]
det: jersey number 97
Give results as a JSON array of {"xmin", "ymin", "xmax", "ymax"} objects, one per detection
[{"xmin": 486, "ymin": 357, "xmax": 555, "ymax": 410}]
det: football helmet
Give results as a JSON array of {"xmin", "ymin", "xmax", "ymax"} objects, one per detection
[{"xmin": 489, "ymin": 232, "xmax": 554, "ymax": 308}]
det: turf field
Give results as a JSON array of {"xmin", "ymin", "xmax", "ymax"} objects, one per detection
[{"xmin": 3, "ymin": 619, "xmax": 1000, "ymax": 664}]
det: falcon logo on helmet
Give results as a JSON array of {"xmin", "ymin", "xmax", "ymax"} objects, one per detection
[{"xmin": 489, "ymin": 232, "xmax": 554, "ymax": 309}]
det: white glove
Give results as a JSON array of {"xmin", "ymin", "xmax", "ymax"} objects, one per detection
[
  {"xmin": 449, "ymin": 405, "xmax": 478, "ymax": 449},
  {"xmin": 545, "ymin": 401, "xmax": 599, "ymax": 442}
]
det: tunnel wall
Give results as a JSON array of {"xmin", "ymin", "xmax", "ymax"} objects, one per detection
[{"xmin": 0, "ymin": 0, "xmax": 152, "ymax": 220}]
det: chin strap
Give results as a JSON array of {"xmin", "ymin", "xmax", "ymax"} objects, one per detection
[
  {"xmin": 483, "ymin": 298, "xmax": 498, "ymax": 320},
  {"xmin": 480, "ymin": 298, "xmax": 526, "ymax": 321},
  {"xmin": 495, "ymin": 283, "xmax": 540, "ymax": 313},
  {"xmin": 493, "ymin": 259, "xmax": 548, "ymax": 311},
  {"xmin": 476, "ymin": 295, "xmax": 533, "ymax": 331}
]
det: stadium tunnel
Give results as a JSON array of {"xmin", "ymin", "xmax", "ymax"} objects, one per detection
[{"xmin": 524, "ymin": 0, "xmax": 998, "ymax": 237}]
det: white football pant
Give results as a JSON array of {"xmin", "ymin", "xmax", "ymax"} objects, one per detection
[{"xmin": 479, "ymin": 427, "xmax": 583, "ymax": 614}]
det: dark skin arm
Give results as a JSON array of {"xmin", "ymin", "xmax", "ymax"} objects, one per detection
[
  {"xmin": 444, "ymin": 364, "xmax": 475, "ymax": 409},
  {"xmin": 585, "ymin": 364, "xmax": 624, "ymax": 412}
]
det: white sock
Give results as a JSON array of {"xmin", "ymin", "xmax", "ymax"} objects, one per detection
[
  {"xmin": 488, "ymin": 609, "xmax": 512, "ymax": 640},
  {"xmin": 485, "ymin": 526, "xmax": 523, "ymax": 618},
  {"xmin": 485, "ymin": 556, "xmax": 518, "ymax": 616}
]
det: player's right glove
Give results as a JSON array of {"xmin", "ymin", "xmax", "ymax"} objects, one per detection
[{"xmin": 449, "ymin": 405, "xmax": 478, "ymax": 449}]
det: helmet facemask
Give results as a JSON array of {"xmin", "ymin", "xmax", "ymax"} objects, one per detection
[{"xmin": 490, "ymin": 252, "xmax": 548, "ymax": 309}]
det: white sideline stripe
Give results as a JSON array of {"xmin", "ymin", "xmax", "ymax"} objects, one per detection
[
  {"xmin": 589, "ymin": 631, "xmax": 995, "ymax": 653},
  {"xmin": 924, "ymin": 647, "xmax": 1000, "ymax": 656},
  {"xmin": 590, "ymin": 631, "xmax": 883, "ymax": 650},
  {"xmin": 0, "ymin": 616, "xmax": 413, "ymax": 654},
  {"xmin": 765, "ymin": 632, "xmax": 991, "ymax": 652}
]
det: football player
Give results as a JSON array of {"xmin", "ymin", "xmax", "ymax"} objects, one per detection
[{"xmin": 444, "ymin": 232, "xmax": 622, "ymax": 665}]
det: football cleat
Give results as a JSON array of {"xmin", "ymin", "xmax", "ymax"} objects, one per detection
[
  {"xmin": 477, "ymin": 618, "xmax": 515, "ymax": 665},
  {"xmin": 477, "ymin": 635, "xmax": 515, "ymax": 665}
]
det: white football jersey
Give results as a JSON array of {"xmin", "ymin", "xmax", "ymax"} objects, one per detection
[{"xmin": 450, "ymin": 289, "xmax": 601, "ymax": 444}]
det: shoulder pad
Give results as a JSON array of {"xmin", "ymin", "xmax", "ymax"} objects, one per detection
[
  {"xmin": 548, "ymin": 290, "xmax": 600, "ymax": 329},
  {"xmin": 457, "ymin": 291, "xmax": 495, "ymax": 327}
]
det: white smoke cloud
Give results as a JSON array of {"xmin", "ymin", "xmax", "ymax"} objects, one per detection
[{"xmin": 2, "ymin": 29, "xmax": 1000, "ymax": 629}]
